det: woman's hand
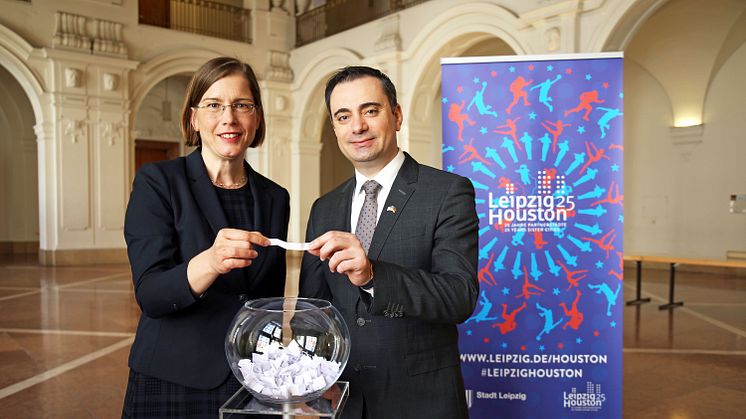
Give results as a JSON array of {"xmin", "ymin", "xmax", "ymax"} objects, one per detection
[{"xmin": 187, "ymin": 229, "xmax": 270, "ymax": 295}]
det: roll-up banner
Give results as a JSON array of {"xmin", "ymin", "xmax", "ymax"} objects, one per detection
[{"xmin": 442, "ymin": 53, "xmax": 623, "ymax": 419}]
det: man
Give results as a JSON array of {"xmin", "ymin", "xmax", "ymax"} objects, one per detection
[{"xmin": 300, "ymin": 66, "xmax": 479, "ymax": 419}]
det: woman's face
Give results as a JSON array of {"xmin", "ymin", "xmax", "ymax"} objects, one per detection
[{"xmin": 191, "ymin": 73, "xmax": 260, "ymax": 163}]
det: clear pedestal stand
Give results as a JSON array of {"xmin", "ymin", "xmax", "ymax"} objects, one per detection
[{"xmin": 219, "ymin": 381, "xmax": 349, "ymax": 418}]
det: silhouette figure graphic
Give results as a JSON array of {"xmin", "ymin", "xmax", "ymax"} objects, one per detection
[
  {"xmin": 466, "ymin": 290, "xmax": 499, "ymax": 324},
  {"xmin": 506, "ymin": 76, "xmax": 533, "ymax": 114},
  {"xmin": 516, "ymin": 266, "xmax": 544, "ymax": 300},
  {"xmin": 448, "ymin": 100, "xmax": 476, "ymax": 141},
  {"xmin": 468, "ymin": 81, "xmax": 498, "ymax": 118},
  {"xmin": 541, "ymin": 119, "xmax": 571, "ymax": 153},
  {"xmin": 491, "ymin": 302, "xmax": 527, "ymax": 335},
  {"xmin": 557, "ymin": 259, "xmax": 588, "ymax": 290},
  {"xmin": 565, "ymin": 90, "xmax": 605, "ymax": 121},
  {"xmin": 458, "ymin": 138, "xmax": 491, "ymax": 165},
  {"xmin": 590, "ymin": 180, "xmax": 623, "ymax": 207},
  {"xmin": 478, "ymin": 252, "xmax": 498, "ymax": 287},
  {"xmin": 559, "ymin": 289, "xmax": 584, "ymax": 330},
  {"xmin": 596, "ymin": 107, "xmax": 623, "ymax": 139},
  {"xmin": 494, "ymin": 117, "xmax": 522, "ymax": 150},
  {"xmin": 583, "ymin": 228, "xmax": 617, "ymax": 259},
  {"xmin": 536, "ymin": 302, "xmax": 564, "ymax": 341},
  {"xmin": 588, "ymin": 282, "xmax": 621, "ymax": 316},
  {"xmin": 530, "ymin": 74, "xmax": 562, "ymax": 112},
  {"xmin": 579, "ymin": 141, "xmax": 610, "ymax": 175}
]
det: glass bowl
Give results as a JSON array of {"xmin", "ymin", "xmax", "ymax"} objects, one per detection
[{"xmin": 225, "ymin": 297, "xmax": 350, "ymax": 404}]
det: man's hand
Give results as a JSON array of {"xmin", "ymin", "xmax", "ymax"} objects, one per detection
[{"xmin": 307, "ymin": 231, "xmax": 373, "ymax": 287}]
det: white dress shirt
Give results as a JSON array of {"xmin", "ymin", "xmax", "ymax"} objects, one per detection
[{"xmin": 350, "ymin": 150, "xmax": 405, "ymax": 294}]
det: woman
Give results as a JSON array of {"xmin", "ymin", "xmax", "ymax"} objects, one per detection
[{"xmin": 122, "ymin": 57, "xmax": 289, "ymax": 417}]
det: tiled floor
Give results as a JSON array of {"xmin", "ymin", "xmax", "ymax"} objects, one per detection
[{"xmin": 0, "ymin": 254, "xmax": 744, "ymax": 418}]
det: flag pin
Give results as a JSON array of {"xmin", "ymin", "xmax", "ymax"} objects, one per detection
[{"xmin": 386, "ymin": 206, "xmax": 397, "ymax": 214}]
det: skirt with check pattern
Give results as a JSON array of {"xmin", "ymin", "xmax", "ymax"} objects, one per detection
[{"xmin": 121, "ymin": 369, "xmax": 242, "ymax": 418}]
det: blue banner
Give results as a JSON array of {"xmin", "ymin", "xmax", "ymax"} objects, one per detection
[{"xmin": 441, "ymin": 53, "xmax": 623, "ymax": 419}]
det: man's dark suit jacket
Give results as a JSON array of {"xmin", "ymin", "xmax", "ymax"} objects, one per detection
[
  {"xmin": 300, "ymin": 152, "xmax": 479, "ymax": 419},
  {"xmin": 124, "ymin": 149, "xmax": 289, "ymax": 389}
]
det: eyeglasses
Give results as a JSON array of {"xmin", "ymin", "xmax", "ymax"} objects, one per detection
[{"xmin": 193, "ymin": 102, "xmax": 259, "ymax": 116}]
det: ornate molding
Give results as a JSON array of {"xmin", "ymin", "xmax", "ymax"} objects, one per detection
[
  {"xmin": 375, "ymin": 14, "xmax": 402, "ymax": 52},
  {"xmin": 52, "ymin": 11, "xmax": 127, "ymax": 57},
  {"xmin": 265, "ymin": 50, "xmax": 294, "ymax": 82}
]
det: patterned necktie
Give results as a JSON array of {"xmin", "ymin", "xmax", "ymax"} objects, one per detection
[{"xmin": 355, "ymin": 180, "xmax": 382, "ymax": 254}]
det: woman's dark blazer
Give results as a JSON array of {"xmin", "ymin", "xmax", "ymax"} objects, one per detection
[{"xmin": 124, "ymin": 149, "xmax": 289, "ymax": 389}]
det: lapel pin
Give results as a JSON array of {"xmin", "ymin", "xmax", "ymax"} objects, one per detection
[{"xmin": 386, "ymin": 206, "xmax": 397, "ymax": 214}]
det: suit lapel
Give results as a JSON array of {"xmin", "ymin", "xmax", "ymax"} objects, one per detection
[
  {"xmin": 367, "ymin": 153, "xmax": 418, "ymax": 259},
  {"xmin": 186, "ymin": 149, "xmax": 228, "ymax": 235}
]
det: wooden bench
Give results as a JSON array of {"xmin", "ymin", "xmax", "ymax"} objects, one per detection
[{"xmin": 624, "ymin": 255, "xmax": 746, "ymax": 310}]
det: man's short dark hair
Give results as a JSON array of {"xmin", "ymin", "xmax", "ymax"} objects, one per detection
[{"xmin": 324, "ymin": 66, "xmax": 398, "ymax": 116}]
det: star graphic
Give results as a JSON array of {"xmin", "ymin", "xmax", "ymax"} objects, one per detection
[
  {"xmin": 466, "ymin": 329, "xmax": 473, "ymax": 335},
  {"xmin": 576, "ymin": 337, "xmax": 583, "ymax": 344},
  {"xmin": 473, "ymin": 77, "xmax": 480, "ymax": 84},
  {"xmin": 611, "ymin": 164, "xmax": 619, "ymax": 172},
  {"xmin": 501, "ymin": 287, "xmax": 510, "ymax": 295},
  {"xmin": 501, "ymin": 342, "xmax": 508, "ymax": 349},
  {"xmin": 593, "ymin": 330, "xmax": 600, "ymax": 337},
  {"xmin": 447, "ymin": 164, "xmax": 455, "ymax": 172},
  {"xmin": 618, "ymin": 214, "xmax": 624, "ymax": 223},
  {"xmin": 528, "ymin": 112, "xmax": 537, "ymax": 120},
  {"xmin": 491, "ymin": 71, "xmax": 497, "ymax": 77},
  {"xmin": 610, "ymin": 321, "xmax": 617, "ymax": 328},
  {"xmin": 603, "ymin": 82, "xmax": 609, "ymax": 88},
  {"xmin": 577, "ymin": 126, "xmax": 586, "ymax": 134},
  {"xmin": 483, "ymin": 337, "xmax": 491, "ymax": 343},
  {"xmin": 557, "ymin": 342, "xmax": 565, "ymax": 349},
  {"xmin": 456, "ymin": 86, "xmax": 463, "ymax": 93},
  {"xmin": 520, "ymin": 345, "xmax": 526, "ymax": 351},
  {"xmin": 539, "ymin": 345, "xmax": 545, "ymax": 352},
  {"xmin": 509, "ymin": 66, "xmax": 516, "ymax": 73},
  {"xmin": 528, "ymin": 64, "xmax": 535, "ymax": 70},
  {"xmin": 595, "ymin": 261, "xmax": 604, "ymax": 269},
  {"xmin": 585, "ymin": 74, "xmax": 592, "ymax": 81},
  {"xmin": 546, "ymin": 65, "xmax": 554, "ymax": 71},
  {"xmin": 619, "ymin": 92, "xmax": 624, "ymax": 99},
  {"xmin": 480, "ymin": 127, "xmax": 488, "ymax": 135},
  {"xmin": 441, "ymin": 97, "xmax": 448, "ymax": 104},
  {"xmin": 552, "ymin": 288, "xmax": 560, "ymax": 296},
  {"xmin": 565, "ymin": 68, "xmax": 573, "ymax": 74}
]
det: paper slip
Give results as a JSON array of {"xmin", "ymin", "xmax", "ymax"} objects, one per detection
[{"xmin": 269, "ymin": 238, "xmax": 311, "ymax": 251}]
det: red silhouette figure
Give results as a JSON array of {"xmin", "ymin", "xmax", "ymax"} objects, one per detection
[
  {"xmin": 491, "ymin": 302, "xmax": 527, "ymax": 335},
  {"xmin": 478, "ymin": 252, "xmax": 497, "ymax": 287},
  {"xmin": 557, "ymin": 259, "xmax": 588, "ymax": 290},
  {"xmin": 533, "ymin": 231, "xmax": 548, "ymax": 250},
  {"xmin": 609, "ymin": 143, "xmax": 623, "ymax": 151},
  {"xmin": 448, "ymin": 100, "xmax": 475, "ymax": 141},
  {"xmin": 493, "ymin": 219, "xmax": 512, "ymax": 233},
  {"xmin": 506, "ymin": 76, "xmax": 533, "ymax": 114},
  {"xmin": 590, "ymin": 180, "xmax": 623, "ymax": 207},
  {"xmin": 564, "ymin": 90, "xmax": 605, "ymax": 121},
  {"xmin": 559, "ymin": 290, "xmax": 584, "ymax": 330},
  {"xmin": 579, "ymin": 142, "xmax": 610, "ymax": 175},
  {"xmin": 458, "ymin": 138, "xmax": 490, "ymax": 165},
  {"xmin": 608, "ymin": 251, "xmax": 624, "ymax": 281},
  {"xmin": 541, "ymin": 119, "xmax": 571, "ymax": 153},
  {"xmin": 494, "ymin": 117, "xmax": 522, "ymax": 150},
  {"xmin": 516, "ymin": 266, "xmax": 544, "ymax": 299},
  {"xmin": 583, "ymin": 228, "xmax": 617, "ymax": 259}
]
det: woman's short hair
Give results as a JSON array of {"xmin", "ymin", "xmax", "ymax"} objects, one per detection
[{"xmin": 180, "ymin": 57, "xmax": 265, "ymax": 148}]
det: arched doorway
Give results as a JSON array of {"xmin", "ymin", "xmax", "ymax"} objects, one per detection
[
  {"xmin": 0, "ymin": 65, "xmax": 38, "ymax": 257},
  {"xmin": 133, "ymin": 75, "xmax": 192, "ymax": 170}
]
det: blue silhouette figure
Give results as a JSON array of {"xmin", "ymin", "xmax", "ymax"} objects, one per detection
[
  {"xmin": 588, "ymin": 282, "xmax": 621, "ymax": 316},
  {"xmin": 530, "ymin": 74, "xmax": 562, "ymax": 112},
  {"xmin": 516, "ymin": 164, "xmax": 533, "ymax": 185},
  {"xmin": 468, "ymin": 81, "xmax": 498, "ymax": 118},
  {"xmin": 535, "ymin": 302, "xmax": 564, "ymax": 341},
  {"xmin": 466, "ymin": 290, "xmax": 499, "ymax": 324},
  {"xmin": 596, "ymin": 107, "xmax": 623, "ymax": 139}
]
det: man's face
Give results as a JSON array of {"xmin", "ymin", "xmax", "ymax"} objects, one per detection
[{"xmin": 328, "ymin": 76, "xmax": 402, "ymax": 176}]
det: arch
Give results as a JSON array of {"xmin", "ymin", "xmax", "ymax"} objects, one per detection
[
  {"xmin": 590, "ymin": 0, "xmax": 668, "ymax": 52},
  {"xmin": 130, "ymin": 48, "xmax": 222, "ymax": 113},
  {"xmin": 0, "ymin": 23, "xmax": 45, "ymax": 125},
  {"xmin": 292, "ymin": 47, "xmax": 363, "ymax": 146}
]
